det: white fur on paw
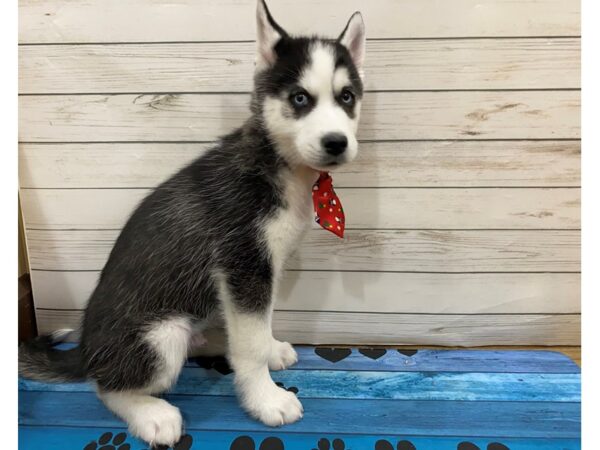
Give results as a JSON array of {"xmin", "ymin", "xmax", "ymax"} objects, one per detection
[
  {"xmin": 268, "ymin": 340, "xmax": 298, "ymax": 371},
  {"xmin": 128, "ymin": 398, "xmax": 183, "ymax": 447},
  {"xmin": 244, "ymin": 383, "xmax": 303, "ymax": 426}
]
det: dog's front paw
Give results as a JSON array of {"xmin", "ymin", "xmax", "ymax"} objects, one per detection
[
  {"xmin": 244, "ymin": 382, "xmax": 303, "ymax": 426},
  {"xmin": 269, "ymin": 340, "xmax": 298, "ymax": 371}
]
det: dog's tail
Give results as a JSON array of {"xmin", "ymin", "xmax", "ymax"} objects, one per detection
[{"xmin": 19, "ymin": 329, "xmax": 87, "ymax": 382}]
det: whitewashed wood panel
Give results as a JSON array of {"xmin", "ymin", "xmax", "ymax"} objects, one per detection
[
  {"xmin": 19, "ymin": 0, "xmax": 580, "ymax": 44},
  {"xmin": 273, "ymin": 312, "xmax": 581, "ymax": 346},
  {"xmin": 34, "ymin": 308, "xmax": 581, "ymax": 346},
  {"xmin": 295, "ymin": 230, "xmax": 580, "ymax": 272},
  {"xmin": 18, "ymin": 91, "xmax": 581, "ymax": 142},
  {"xmin": 18, "ymin": 0, "xmax": 581, "ymax": 347},
  {"xmin": 18, "ymin": 39, "xmax": 581, "ymax": 93},
  {"xmin": 20, "ymin": 188, "xmax": 581, "ymax": 230},
  {"xmin": 18, "ymin": 141, "xmax": 581, "ymax": 189},
  {"xmin": 25, "ymin": 229, "xmax": 580, "ymax": 273},
  {"xmin": 29, "ymin": 270, "xmax": 580, "ymax": 315}
]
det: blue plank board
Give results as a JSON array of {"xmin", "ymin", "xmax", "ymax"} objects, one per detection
[
  {"xmin": 19, "ymin": 391, "xmax": 580, "ymax": 439},
  {"xmin": 19, "ymin": 427, "xmax": 582, "ymax": 450},
  {"xmin": 19, "ymin": 368, "xmax": 581, "ymax": 402},
  {"xmin": 282, "ymin": 347, "xmax": 581, "ymax": 373},
  {"xmin": 54, "ymin": 343, "xmax": 580, "ymax": 373},
  {"xmin": 21, "ymin": 346, "xmax": 580, "ymax": 449}
]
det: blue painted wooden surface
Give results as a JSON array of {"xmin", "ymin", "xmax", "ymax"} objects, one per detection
[
  {"xmin": 19, "ymin": 347, "xmax": 581, "ymax": 450},
  {"xmin": 285, "ymin": 347, "xmax": 581, "ymax": 373},
  {"xmin": 55, "ymin": 344, "xmax": 581, "ymax": 373},
  {"xmin": 20, "ymin": 391, "xmax": 581, "ymax": 438},
  {"xmin": 20, "ymin": 428, "xmax": 582, "ymax": 450},
  {"xmin": 20, "ymin": 368, "xmax": 581, "ymax": 402}
]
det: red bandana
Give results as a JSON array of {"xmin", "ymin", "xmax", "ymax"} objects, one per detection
[{"xmin": 312, "ymin": 172, "xmax": 345, "ymax": 238}]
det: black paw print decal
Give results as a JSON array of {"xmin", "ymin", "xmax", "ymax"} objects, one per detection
[
  {"xmin": 375, "ymin": 439, "xmax": 416, "ymax": 450},
  {"xmin": 230, "ymin": 435, "xmax": 284, "ymax": 450},
  {"xmin": 275, "ymin": 381, "xmax": 299, "ymax": 394},
  {"xmin": 83, "ymin": 432, "xmax": 131, "ymax": 450},
  {"xmin": 193, "ymin": 355, "xmax": 233, "ymax": 375},
  {"xmin": 457, "ymin": 443, "xmax": 509, "ymax": 450},
  {"xmin": 149, "ymin": 434, "xmax": 193, "ymax": 450},
  {"xmin": 397, "ymin": 350, "xmax": 418, "ymax": 357},
  {"xmin": 312, "ymin": 438, "xmax": 346, "ymax": 450}
]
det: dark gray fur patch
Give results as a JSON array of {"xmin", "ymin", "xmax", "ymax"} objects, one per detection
[{"xmin": 78, "ymin": 118, "xmax": 287, "ymax": 390}]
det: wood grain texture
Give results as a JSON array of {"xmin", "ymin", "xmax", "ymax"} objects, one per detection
[
  {"xmin": 19, "ymin": 390, "xmax": 581, "ymax": 437},
  {"xmin": 19, "ymin": 427, "xmax": 582, "ymax": 450},
  {"xmin": 20, "ymin": 188, "xmax": 581, "ymax": 230},
  {"xmin": 276, "ymin": 312, "xmax": 582, "ymax": 346},
  {"xmin": 25, "ymin": 229, "xmax": 581, "ymax": 272},
  {"xmin": 29, "ymin": 270, "xmax": 580, "ymax": 314},
  {"xmin": 18, "ymin": 0, "xmax": 581, "ymax": 348},
  {"xmin": 34, "ymin": 309, "xmax": 581, "ymax": 346},
  {"xmin": 559, "ymin": 347, "xmax": 581, "ymax": 366},
  {"xmin": 18, "ymin": 0, "xmax": 580, "ymax": 43},
  {"xmin": 18, "ymin": 91, "xmax": 581, "ymax": 142},
  {"xmin": 18, "ymin": 345, "xmax": 581, "ymax": 448},
  {"xmin": 20, "ymin": 367, "xmax": 581, "ymax": 401},
  {"xmin": 35, "ymin": 343, "xmax": 584, "ymax": 373},
  {"xmin": 289, "ymin": 346, "xmax": 581, "ymax": 373},
  {"xmin": 19, "ymin": 39, "xmax": 581, "ymax": 93},
  {"xmin": 296, "ymin": 229, "xmax": 580, "ymax": 272},
  {"xmin": 19, "ymin": 140, "xmax": 582, "ymax": 188},
  {"xmin": 395, "ymin": 345, "xmax": 581, "ymax": 367}
]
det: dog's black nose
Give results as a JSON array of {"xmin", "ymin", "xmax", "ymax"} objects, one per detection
[{"xmin": 322, "ymin": 133, "xmax": 348, "ymax": 156}]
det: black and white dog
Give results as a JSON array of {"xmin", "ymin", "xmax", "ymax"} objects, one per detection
[{"xmin": 19, "ymin": 1, "xmax": 365, "ymax": 446}]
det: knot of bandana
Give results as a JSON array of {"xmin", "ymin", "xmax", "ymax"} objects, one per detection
[{"xmin": 312, "ymin": 172, "xmax": 345, "ymax": 238}]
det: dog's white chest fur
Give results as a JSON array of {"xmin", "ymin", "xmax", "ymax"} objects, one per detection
[{"xmin": 264, "ymin": 167, "xmax": 317, "ymax": 281}]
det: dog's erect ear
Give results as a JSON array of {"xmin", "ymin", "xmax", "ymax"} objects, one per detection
[
  {"xmin": 256, "ymin": 0, "xmax": 287, "ymax": 69},
  {"xmin": 338, "ymin": 12, "xmax": 366, "ymax": 77}
]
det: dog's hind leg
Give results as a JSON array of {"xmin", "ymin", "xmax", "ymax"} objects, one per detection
[
  {"xmin": 98, "ymin": 390, "xmax": 183, "ymax": 447},
  {"xmin": 96, "ymin": 317, "xmax": 192, "ymax": 447}
]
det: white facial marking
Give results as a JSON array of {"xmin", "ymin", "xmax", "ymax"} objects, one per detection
[
  {"xmin": 333, "ymin": 67, "xmax": 351, "ymax": 93},
  {"xmin": 262, "ymin": 42, "xmax": 361, "ymax": 171},
  {"xmin": 295, "ymin": 43, "xmax": 359, "ymax": 167},
  {"xmin": 263, "ymin": 96, "xmax": 301, "ymax": 165},
  {"xmin": 301, "ymin": 44, "xmax": 336, "ymax": 99}
]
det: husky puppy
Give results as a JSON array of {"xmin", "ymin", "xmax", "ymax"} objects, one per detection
[{"xmin": 19, "ymin": 0, "xmax": 365, "ymax": 446}]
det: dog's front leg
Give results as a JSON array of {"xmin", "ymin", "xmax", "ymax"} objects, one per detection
[{"xmin": 218, "ymin": 272, "xmax": 303, "ymax": 426}]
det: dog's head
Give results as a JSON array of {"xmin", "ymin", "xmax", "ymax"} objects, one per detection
[{"xmin": 253, "ymin": 0, "xmax": 366, "ymax": 171}]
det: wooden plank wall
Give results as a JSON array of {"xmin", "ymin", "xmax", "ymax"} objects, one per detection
[{"xmin": 18, "ymin": 0, "xmax": 581, "ymax": 345}]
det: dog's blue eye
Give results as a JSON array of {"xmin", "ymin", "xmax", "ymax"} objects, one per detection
[
  {"xmin": 340, "ymin": 90, "xmax": 355, "ymax": 105},
  {"xmin": 292, "ymin": 93, "xmax": 309, "ymax": 107}
]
